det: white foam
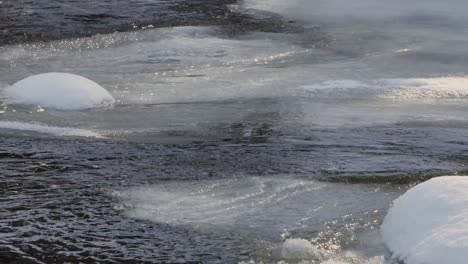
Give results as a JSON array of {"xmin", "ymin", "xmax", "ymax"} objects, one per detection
[
  {"xmin": 4, "ymin": 73, "xmax": 115, "ymax": 110},
  {"xmin": 0, "ymin": 121, "xmax": 103, "ymax": 138},
  {"xmin": 381, "ymin": 176, "xmax": 468, "ymax": 264}
]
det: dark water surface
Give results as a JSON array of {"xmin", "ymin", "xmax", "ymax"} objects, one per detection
[{"xmin": 0, "ymin": 0, "xmax": 240, "ymax": 45}]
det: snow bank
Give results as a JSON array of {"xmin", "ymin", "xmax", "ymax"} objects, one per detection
[
  {"xmin": 4, "ymin": 73, "xmax": 115, "ymax": 110},
  {"xmin": 381, "ymin": 176, "xmax": 468, "ymax": 264}
]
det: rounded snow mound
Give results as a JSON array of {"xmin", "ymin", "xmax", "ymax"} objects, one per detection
[
  {"xmin": 4, "ymin": 72, "xmax": 115, "ymax": 110},
  {"xmin": 381, "ymin": 176, "xmax": 468, "ymax": 264}
]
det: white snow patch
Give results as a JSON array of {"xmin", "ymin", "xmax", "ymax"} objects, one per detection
[
  {"xmin": 3, "ymin": 72, "xmax": 115, "ymax": 110},
  {"xmin": 381, "ymin": 176, "xmax": 468, "ymax": 264}
]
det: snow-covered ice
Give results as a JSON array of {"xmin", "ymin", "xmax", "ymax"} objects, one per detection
[
  {"xmin": 4, "ymin": 72, "xmax": 115, "ymax": 110},
  {"xmin": 381, "ymin": 176, "xmax": 468, "ymax": 264}
]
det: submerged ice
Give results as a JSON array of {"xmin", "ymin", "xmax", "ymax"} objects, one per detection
[{"xmin": 113, "ymin": 176, "xmax": 401, "ymax": 263}]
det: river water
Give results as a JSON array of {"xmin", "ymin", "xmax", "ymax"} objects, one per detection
[{"xmin": 0, "ymin": 0, "xmax": 467, "ymax": 263}]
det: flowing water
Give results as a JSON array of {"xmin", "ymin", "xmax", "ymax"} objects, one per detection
[{"xmin": 0, "ymin": 0, "xmax": 467, "ymax": 263}]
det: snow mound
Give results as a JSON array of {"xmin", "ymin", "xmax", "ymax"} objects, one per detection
[
  {"xmin": 4, "ymin": 72, "xmax": 115, "ymax": 110},
  {"xmin": 381, "ymin": 176, "xmax": 468, "ymax": 264}
]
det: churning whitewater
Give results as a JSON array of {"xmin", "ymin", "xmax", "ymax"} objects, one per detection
[{"xmin": 0, "ymin": 0, "xmax": 467, "ymax": 263}]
